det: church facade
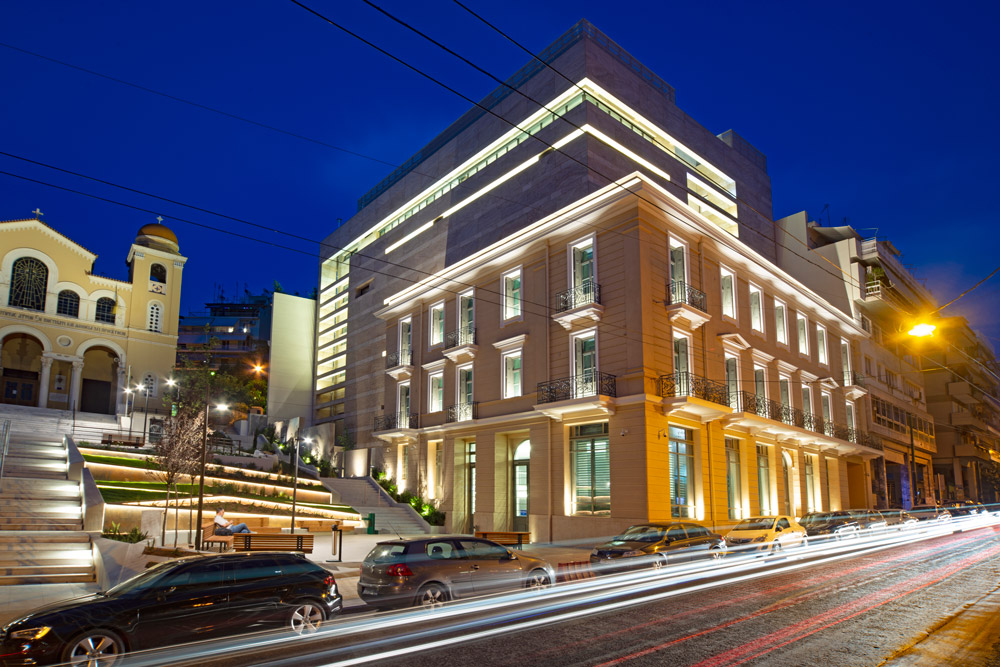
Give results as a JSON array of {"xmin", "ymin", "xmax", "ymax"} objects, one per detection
[{"xmin": 0, "ymin": 215, "xmax": 186, "ymax": 422}]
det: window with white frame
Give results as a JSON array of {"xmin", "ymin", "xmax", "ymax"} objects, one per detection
[
  {"xmin": 573, "ymin": 329, "xmax": 598, "ymax": 397},
  {"xmin": 779, "ymin": 376, "xmax": 791, "ymax": 409},
  {"xmin": 845, "ymin": 400, "xmax": 857, "ymax": 438},
  {"xmin": 821, "ymin": 392, "xmax": 832, "ymax": 424},
  {"xmin": 457, "ymin": 365, "xmax": 474, "ymax": 418},
  {"xmin": 841, "ymin": 339, "xmax": 852, "ymax": 385},
  {"xmin": 726, "ymin": 438, "xmax": 742, "ymax": 520},
  {"xmin": 804, "ymin": 455, "xmax": 816, "ymax": 512},
  {"xmin": 669, "ymin": 237, "xmax": 688, "ymax": 291},
  {"xmin": 398, "ymin": 317, "xmax": 412, "ymax": 364},
  {"xmin": 569, "ymin": 237, "xmax": 596, "ymax": 308},
  {"xmin": 502, "ymin": 349, "xmax": 522, "ymax": 398},
  {"xmin": 754, "ymin": 365, "xmax": 767, "ymax": 399},
  {"xmin": 397, "ymin": 382, "xmax": 410, "ymax": 420},
  {"xmin": 749, "ymin": 284, "xmax": 764, "ymax": 333},
  {"xmin": 572, "ymin": 423, "xmax": 610, "ymax": 515},
  {"xmin": 801, "ymin": 384, "xmax": 812, "ymax": 414},
  {"xmin": 147, "ymin": 303, "xmax": 162, "ymax": 333},
  {"xmin": 774, "ymin": 299, "xmax": 787, "ymax": 344},
  {"xmin": 725, "ymin": 354, "xmax": 740, "ymax": 408},
  {"xmin": 428, "ymin": 372, "xmax": 444, "ymax": 412},
  {"xmin": 503, "ymin": 269, "xmax": 522, "ymax": 320},
  {"xmin": 797, "ymin": 314, "xmax": 809, "ymax": 355},
  {"xmin": 720, "ymin": 266, "xmax": 736, "ymax": 319},
  {"xmin": 458, "ymin": 292, "xmax": 474, "ymax": 338},
  {"xmin": 757, "ymin": 445, "xmax": 771, "ymax": 515},
  {"xmin": 816, "ymin": 324, "xmax": 828, "ymax": 365},
  {"xmin": 669, "ymin": 425, "xmax": 696, "ymax": 518},
  {"xmin": 429, "ymin": 303, "xmax": 445, "ymax": 346}
]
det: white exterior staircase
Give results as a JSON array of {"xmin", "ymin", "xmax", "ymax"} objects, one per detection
[{"xmin": 322, "ymin": 477, "xmax": 433, "ymax": 536}]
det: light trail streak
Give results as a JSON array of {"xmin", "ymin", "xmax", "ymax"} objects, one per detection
[{"xmin": 124, "ymin": 516, "xmax": 1000, "ymax": 667}]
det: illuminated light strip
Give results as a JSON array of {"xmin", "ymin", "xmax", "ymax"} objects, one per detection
[
  {"xmin": 580, "ymin": 124, "xmax": 672, "ymax": 182},
  {"xmin": 384, "ymin": 129, "xmax": 585, "ymax": 255}
]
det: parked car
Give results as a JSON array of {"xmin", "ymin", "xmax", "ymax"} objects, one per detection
[
  {"xmin": 799, "ymin": 511, "xmax": 860, "ymax": 540},
  {"xmin": 358, "ymin": 536, "xmax": 555, "ymax": 610},
  {"xmin": 0, "ymin": 552, "xmax": 341, "ymax": 666},
  {"xmin": 882, "ymin": 509, "xmax": 919, "ymax": 529},
  {"xmin": 724, "ymin": 516, "xmax": 807, "ymax": 554},
  {"xmin": 910, "ymin": 504, "xmax": 952, "ymax": 522},
  {"xmin": 848, "ymin": 509, "xmax": 889, "ymax": 532},
  {"xmin": 942, "ymin": 500, "xmax": 985, "ymax": 517},
  {"xmin": 589, "ymin": 522, "xmax": 726, "ymax": 572}
]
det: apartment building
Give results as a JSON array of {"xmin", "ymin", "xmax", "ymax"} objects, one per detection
[
  {"xmin": 313, "ymin": 21, "xmax": 885, "ymax": 540},
  {"xmin": 923, "ymin": 318, "xmax": 1000, "ymax": 504}
]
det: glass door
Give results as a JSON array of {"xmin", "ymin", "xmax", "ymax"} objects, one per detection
[
  {"xmin": 674, "ymin": 336, "xmax": 689, "ymax": 395},
  {"xmin": 574, "ymin": 335, "xmax": 596, "ymax": 396},
  {"xmin": 512, "ymin": 440, "xmax": 530, "ymax": 532},
  {"xmin": 572, "ymin": 242, "xmax": 594, "ymax": 305}
]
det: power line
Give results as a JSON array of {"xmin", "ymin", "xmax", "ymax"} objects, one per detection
[{"xmin": 933, "ymin": 264, "xmax": 1000, "ymax": 315}]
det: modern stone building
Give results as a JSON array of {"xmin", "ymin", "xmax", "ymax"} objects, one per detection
[
  {"xmin": 313, "ymin": 21, "xmax": 893, "ymax": 540},
  {"xmin": 0, "ymin": 214, "xmax": 185, "ymax": 429}
]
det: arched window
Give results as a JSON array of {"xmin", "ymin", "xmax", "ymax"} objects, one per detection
[
  {"xmin": 8, "ymin": 257, "xmax": 48, "ymax": 311},
  {"xmin": 56, "ymin": 290, "xmax": 80, "ymax": 318},
  {"xmin": 142, "ymin": 373, "xmax": 157, "ymax": 397},
  {"xmin": 148, "ymin": 303, "xmax": 162, "ymax": 332},
  {"xmin": 95, "ymin": 297, "xmax": 116, "ymax": 324},
  {"xmin": 149, "ymin": 263, "xmax": 167, "ymax": 283}
]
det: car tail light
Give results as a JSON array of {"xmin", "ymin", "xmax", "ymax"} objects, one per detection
[
  {"xmin": 387, "ymin": 563, "xmax": 414, "ymax": 577},
  {"xmin": 324, "ymin": 575, "xmax": 336, "ymax": 588}
]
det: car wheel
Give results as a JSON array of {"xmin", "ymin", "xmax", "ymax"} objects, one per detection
[
  {"xmin": 651, "ymin": 554, "xmax": 668, "ymax": 570},
  {"xmin": 526, "ymin": 568, "xmax": 552, "ymax": 590},
  {"xmin": 709, "ymin": 546, "xmax": 725, "ymax": 560},
  {"xmin": 62, "ymin": 629, "xmax": 125, "ymax": 666},
  {"xmin": 288, "ymin": 600, "xmax": 326, "ymax": 635},
  {"xmin": 770, "ymin": 541, "xmax": 782, "ymax": 555},
  {"xmin": 416, "ymin": 583, "xmax": 449, "ymax": 609},
  {"xmin": 800, "ymin": 535, "xmax": 809, "ymax": 548}
]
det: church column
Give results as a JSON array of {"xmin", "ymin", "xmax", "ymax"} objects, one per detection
[
  {"xmin": 70, "ymin": 360, "xmax": 84, "ymax": 412},
  {"xmin": 38, "ymin": 356, "xmax": 54, "ymax": 408}
]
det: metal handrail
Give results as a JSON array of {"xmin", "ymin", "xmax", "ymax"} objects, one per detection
[
  {"xmin": 0, "ymin": 419, "xmax": 11, "ymax": 492},
  {"xmin": 555, "ymin": 280, "xmax": 602, "ymax": 312},
  {"xmin": 667, "ymin": 281, "xmax": 708, "ymax": 313}
]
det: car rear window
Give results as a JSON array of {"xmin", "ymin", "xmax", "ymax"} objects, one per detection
[
  {"xmin": 735, "ymin": 518, "xmax": 774, "ymax": 530},
  {"xmin": 367, "ymin": 544, "xmax": 407, "ymax": 563}
]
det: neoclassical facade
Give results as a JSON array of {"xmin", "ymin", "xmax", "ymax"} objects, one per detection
[{"xmin": 0, "ymin": 216, "xmax": 186, "ymax": 420}]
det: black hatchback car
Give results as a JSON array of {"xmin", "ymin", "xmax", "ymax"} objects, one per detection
[
  {"xmin": 590, "ymin": 522, "xmax": 726, "ymax": 571},
  {"xmin": 0, "ymin": 552, "xmax": 341, "ymax": 666},
  {"xmin": 800, "ymin": 511, "xmax": 860, "ymax": 540}
]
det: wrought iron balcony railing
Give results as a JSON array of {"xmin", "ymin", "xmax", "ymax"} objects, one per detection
[
  {"xmin": 537, "ymin": 371, "xmax": 616, "ymax": 404},
  {"xmin": 446, "ymin": 402, "xmax": 478, "ymax": 423},
  {"xmin": 658, "ymin": 372, "xmax": 729, "ymax": 406},
  {"xmin": 373, "ymin": 412, "xmax": 418, "ymax": 432},
  {"xmin": 386, "ymin": 350, "xmax": 412, "ymax": 368},
  {"xmin": 444, "ymin": 325, "xmax": 476, "ymax": 349},
  {"xmin": 555, "ymin": 280, "xmax": 601, "ymax": 313},
  {"xmin": 843, "ymin": 371, "xmax": 866, "ymax": 387},
  {"xmin": 668, "ymin": 281, "xmax": 707, "ymax": 314}
]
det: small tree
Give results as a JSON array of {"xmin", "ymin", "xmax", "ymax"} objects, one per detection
[{"xmin": 150, "ymin": 406, "xmax": 204, "ymax": 546}]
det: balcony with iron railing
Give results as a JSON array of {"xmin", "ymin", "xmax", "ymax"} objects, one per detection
[
  {"xmin": 537, "ymin": 371, "xmax": 616, "ymax": 403},
  {"xmin": 446, "ymin": 402, "xmax": 478, "ymax": 423},
  {"xmin": 553, "ymin": 280, "xmax": 604, "ymax": 330},
  {"xmin": 373, "ymin": 412, "xmax": 418, "ymax": 433},
  {"xmin": 664, "ymin": 281, "xmax": 710, "ymax": 329},
  {"xmin": 443, "ymin": 325, "xmax": 477, "ymax": 363},
  {"xmin": 842, "ymin": 370, "xmax": 868, "ymax": 400},
  {"xmin": 658, "ymin": 371, "xmax": 731, "ymax": 420},
  {"xmin": 385, "ymin": 349, "xmax": 414, "ymax": 380}
]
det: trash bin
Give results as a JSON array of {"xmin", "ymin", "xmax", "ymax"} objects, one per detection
[{"xmin": 366, "ymin": 512, "xmax": 376, "ymax": 535}]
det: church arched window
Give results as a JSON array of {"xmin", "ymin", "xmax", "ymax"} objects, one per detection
[
  {"xmin": 148, "ymin": 303, "xmax": 162, "ymax": 332},
  {"xmin": 150, "ymin": 263, "xmax": 167, "ymax": 283},
  {"xmin": 95, "ymin": 297, "xmax": 116, "ymax": 324},
  {"xmin": 8, "ymin": 257, "xmax": 48, "ymax": 311},
  {"xmin": 57, "ymin": 290, "xmax": 80, "ymax": 318}
]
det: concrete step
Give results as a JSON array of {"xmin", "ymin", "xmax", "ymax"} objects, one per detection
[
  {"xmin": 6, "ymin": 450, "xmax": 68, "ymax": 462},
  {"xmin": 0, "ymin": 564, "xmax": 95, "ymax": 577},
  {"xmin": 0, "ymin": 499, "xmax": 83, "ymax": 511},
  {"xmin": 1, "ymin": 469, "xmax": 68, "ymax": 481},
  {"xmin": 0, "ymin": 551, "xmax": 92, "ymax": 564},
  {"xmin": 0, "ymin": 539, "xmax": 91, "ymax": 550},
  {"xmin": 0, "ymin": 521, "xmax": 83, "ymax": 531},
  {"xmin": 0, "ymin": 571, "xmax": 96, "ymax": 585},
  {"xmin": 0, "ymin": 510, "xmax": 82, "ymax": 520}
]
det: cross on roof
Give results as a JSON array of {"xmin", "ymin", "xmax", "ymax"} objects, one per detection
[
  {"xmin": 156, "ymin": 216, "xmax": 163, "ymax": 223},
  {"xmin": 32, "ymin": 208, "xmax": 43, "ymax": 218}
]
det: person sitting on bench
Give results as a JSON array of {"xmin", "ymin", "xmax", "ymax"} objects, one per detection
[{"xmin": 214, "ymin": 508, "xmax": 251, "ymax": 535}]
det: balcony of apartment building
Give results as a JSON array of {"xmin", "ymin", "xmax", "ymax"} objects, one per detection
[
  {"xmin": 385, "ymin": 349, "xmax": 414, "ymax": 381},
  {"xmin": 719, "ymin": 390, "xmax": 883, "ymax": 457},
  {"xmin": 553, "ymin": 279, "xmax": 603, "ymax": 330},
  {"xmin": 372, "ymin": 411, "xmax": 419, "ymax": 441},
  {"xmin": 445, "ymin": 401, "xmax": 479, "ymax": 423},
  {"xmin": 951, "ymin": 403, "xmax": 1000, "ymax": 437},
  {"xmin": 858, "ymin": 280, "xmax": 916, "ymax": 320},
  {"xmin": 442, "ymin": 325, "xmax": 477, "ymax": 363},
  {"xmin": 534, "ymin": 370, "xmax": 616, "ymax": 420},
  {"xmin": 858, "ymin": 239, "xmax": 935, "ymax": 310},
  {"xmin": 664, "ymin": 281, "xmax": 710, "ymax": 329},
  {"xmin": 842, "ymin": 370, "xmax": 868, "ymax": 401},
  {"xmin": 657, "ymin": 371, "xmax": 732, "ymax": 421}
]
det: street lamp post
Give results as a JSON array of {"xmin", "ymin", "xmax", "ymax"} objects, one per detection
[
  {"xmin": 136, "ymin": 383, "xmax": 151, "ymax": 445},
  {"xmin": 193, "ymin": 370, "xmax": 222, "ymax": 550},
  {"xmin": 125, "ymin": 388, "xmax": 134, "ymax": 440}
]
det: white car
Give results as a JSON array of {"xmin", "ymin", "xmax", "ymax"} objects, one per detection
[{"xmin": 724, "ymin": 515, "xmax": 808, "ymax": 554}]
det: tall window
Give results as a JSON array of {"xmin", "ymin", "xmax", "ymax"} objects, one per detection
[
  {"xmin": 56, "ymin": 290, "xmax": 80, "ymax": 318},
  {"xmin": 571, "ymin": 238, "xmax": 595, "ymax": 303},
  {"xmin": 725, "ymin": 355, "xmax": 739, "ymax": 408},
  {"xmin": 749, "ymin": 284, "xmax": 764, "ymax": 333},
  {"xmin": 503, "ymin": 269, "xmax": 521, "ymax": 320},
  {"xmin": 674, "ymin": 334, "xmax": 690, "ymax": 394},
  {"xmin": 149, "ymin": 263, "xmax": 167, "ymax": 283},
  {"xmin": 797, "ymin": 314, "xmax": 809, "ymax": 355},
  {"xmin": 726, "ymin": 438, "xmax": 742, "ymax": 520},
  {"xmin": 774, "ymin": 299, "xmax": 787, "ymax": 344},
  {"xmin": 845, "ymin": 401, "xmax": 857, "ymax": 437},
  {"xmin": 754, "ymin": 366, "xmax": 767, "ymax": 398},
  {"xmin": 398, "ymin": 318, "xmax": 412, "ymax": 362},
  {"xmin": 458, "ymin": 292, "xmax": 474, "ymax": 335},
  {"xmin": 821, "ymin": 392, "xmax": 832, "ymax": 423},
  {"xmin": 816, "ymin": 324, "xmax": 828, "ymax": 365},
  {"xmin": 502, "ymin": 350, "xmax": 522, "ymax": 398},
  {"xmin": 457, "ymin": 365, "xmax": 473, "ymax": 407},
  {"xmin": 573, "ymin": 331, "xmax": 597, "ymax": 396},
  {"xmin": 142, "ymin": 373, "xmax": 157, "ymax": 397},
  {"xmin": 669, "ymin": 425, "xmax": 695, "ymax": 518},
  {"xmin": 8, "ymin": 257, "xmax": 48, "ymax": 311},
  {"xmin": 841, "ymin": 339, "xmax": 852, "ymax": 384},
  {"xmin": 571, "ymin": 423, "xmax": 610, "ymax": 515},
  {"xmin": 429, "ymin": 303, "xmax": 444, "ymax": 346},
  {"xmin": 95, "ymin": 297, "xmax": 116, "ymax": 324},
  {"xmin": 428, "ymin": 372, "xmax": 443, "ymax": 412},
  {"xmin": 669, "ymin": 237, "xmax": 687, "ymax": 288},
  {"xmin": 147, "ymin": 303, "xmax": 162, "ymax": 332},
  {"xmin": 397, "ymin": 382, "xmax": 410, "ymax": 419},
  {"xmin": 804, "ymin": 455, "xmax": 816, "ymax": 512},
  {"xmin": 801, "ymin": 385, "xmax": 813, "ymax": 414},
  {"xmin": 757, "ymin": 445, "xmax": 771, "ymax": 515},
  {"xmin": 720, "ymin": 266, "xmax": 736, "ymax": 319}
]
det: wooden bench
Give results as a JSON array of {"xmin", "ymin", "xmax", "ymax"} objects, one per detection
[
  {"xmin": 200, "ymin": 523, "xmax": 233, "ymax": 552},
  {"xmin": 298, "ymin": 519, "xmax": 342, "ymax": 533},
  {"xmin": 475, "ymin": 531, "xmax": 531, "ymax": 548},
  {"xmin": 232, "ymin": 533, "xmax": 314, "ymax": 554},
  {"xmin": 101, "ymin": 433, "xmax": 144, "ymax": 447}
]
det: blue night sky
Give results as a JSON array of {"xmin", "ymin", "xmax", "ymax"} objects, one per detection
[{"xmin": 2, "ymin": 1, "xmax": 998, "ymax": 343}]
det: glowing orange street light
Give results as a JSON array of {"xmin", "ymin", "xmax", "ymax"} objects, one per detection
[{"xmin": 908, "ymin": 322, "xmax": 936, "ymax": 337}]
